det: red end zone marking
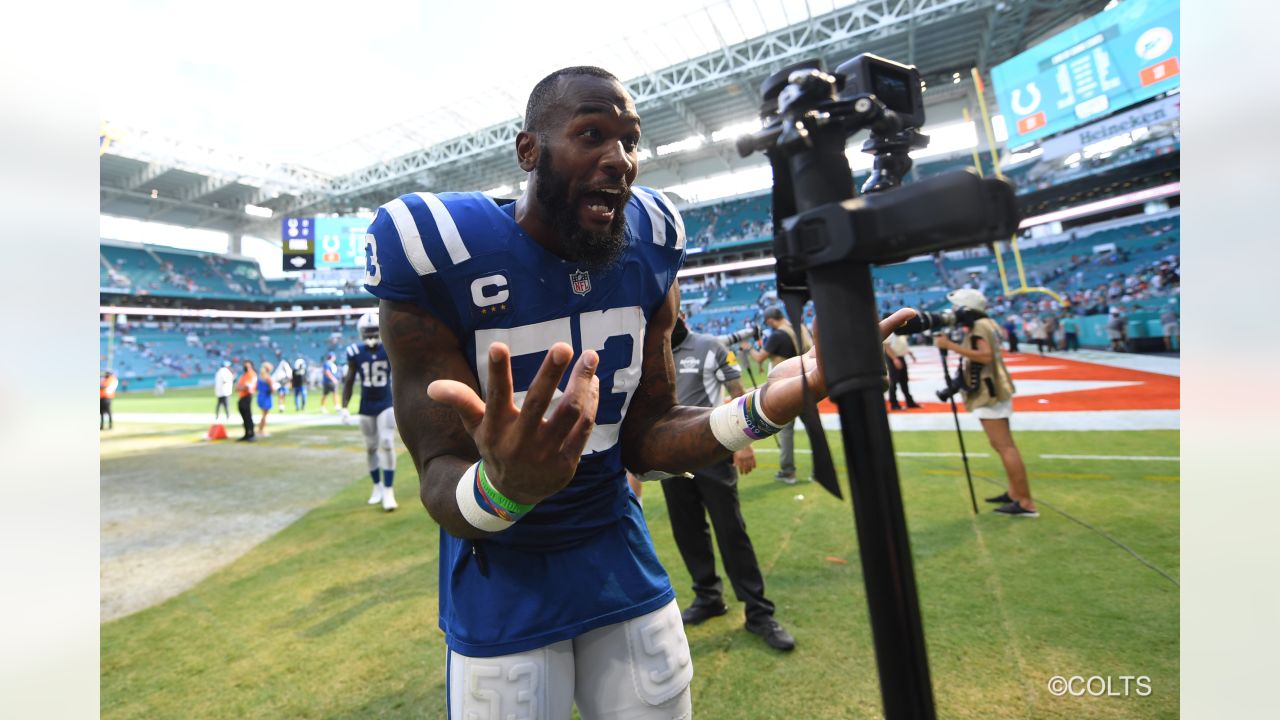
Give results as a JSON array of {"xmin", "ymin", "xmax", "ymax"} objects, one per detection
[{"xmin": 818, "ymin": 352, "xmax": 1179, "ymax": 414}]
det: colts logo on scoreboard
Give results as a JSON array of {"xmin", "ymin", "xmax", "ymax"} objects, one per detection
[{"xmin": 570, "ymin": 269, "xmax": 591, "ymax": 296}]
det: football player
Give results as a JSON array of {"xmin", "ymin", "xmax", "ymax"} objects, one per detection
[
  {"xmin": 340, "ymin": 311, "xmax": 398, "ymax": 511},
  {"xmin": 365, "ymin": 66, "xmax": 914, "ymax": 718}
]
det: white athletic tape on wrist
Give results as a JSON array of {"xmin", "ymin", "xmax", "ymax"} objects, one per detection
[
  {"xmin": 708, "ymin": 388, "xmax": 785, "ymax": 452},
  {"xmin": 455, "ymin": 461, "xmax": 516, "ymax": 533}
]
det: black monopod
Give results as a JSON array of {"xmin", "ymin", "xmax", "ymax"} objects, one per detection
[{"xmin": 736, "ymin": 54, "xmax": 1020, "ymax": 719}]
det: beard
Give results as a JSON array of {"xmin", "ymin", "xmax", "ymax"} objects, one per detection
[{"xmin": 534, "ymin": 146, "xmax": 630, "ymax": 271}]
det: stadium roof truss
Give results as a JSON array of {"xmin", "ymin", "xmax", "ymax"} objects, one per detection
[{"xmin": 99, "ymin": 0, "xmax": 1105, "ymax": 236}]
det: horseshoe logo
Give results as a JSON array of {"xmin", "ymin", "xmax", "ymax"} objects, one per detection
[{"xmin": 1010, "ymin": 82, "xmax": 1042, "ymax": 115}]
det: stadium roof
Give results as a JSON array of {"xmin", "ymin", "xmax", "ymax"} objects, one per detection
[{"xmin": 100, "ymin": 0, "xmax": 1107, "ymax": 236}]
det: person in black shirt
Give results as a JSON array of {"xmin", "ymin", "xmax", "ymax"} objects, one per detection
[{"xmin": 742, "ymin": 307, "xmax": 810, "ymax": 484}]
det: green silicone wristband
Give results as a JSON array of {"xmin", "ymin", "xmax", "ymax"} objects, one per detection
[{"xmin": 478, "ymin": 460, "xmax": 537, "ymax": 514}]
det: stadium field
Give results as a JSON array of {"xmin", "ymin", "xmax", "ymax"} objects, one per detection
[{"xmin": 101, "ymin": 394, "xmax": 1178, "ymax": 719}]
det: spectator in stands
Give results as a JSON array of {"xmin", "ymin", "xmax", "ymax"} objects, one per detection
[
  {"xmin": 100, "ymin": 371, "xmax": 118, "ymax": 431},
  {"xmin": 256, "ymin": 362, "xmax": 277, "ymax": 437},
  {"xmin": 741, "ymin": 307, "xmax": 810, "ymax": 485},
  {"xmin": 1161, "ymin": 300, "xmax": 1179, "ymax": 352},
  {"xmin": 933, "ymin": 289, "xmax": 1037, "ymax": 517},
  {"xmin": 661, "ymin": 312, "xmax": 796, "ymax": 651},
  {"xmin": 235, "ymin": 360, "xmax": 257, "ymax": 442},
  {"xmin": 1061, "ymin": 313, "xmax": 1081, "ymax": 352},
  {"xmin": 214, "ymin": 361, "xmax": 233, "ymax": 419}
]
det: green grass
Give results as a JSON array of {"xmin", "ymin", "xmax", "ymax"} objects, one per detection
[
  {"xmin": 101, "ymin": 418, "xmax": 1178, "ymax": 719},
  {"xmin": 112, "ymin": 386, "xmax": 361, "ymax": 415}
]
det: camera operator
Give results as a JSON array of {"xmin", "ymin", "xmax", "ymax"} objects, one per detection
[
  {"xmin": 742, "ymin": 307, "xmax": 811, "ymax": 485},
  {"xmin": 932, "ymin": 289, "xmax": 1038, "ymax": 517}
]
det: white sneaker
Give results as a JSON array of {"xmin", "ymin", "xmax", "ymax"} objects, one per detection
[
  {"xmin": 367, "ymin": 483, "xmax": 384, "ymax": 505},
  {"xmin": 381, "ymin": 485, "xmax": 397, "ymax": 511}
]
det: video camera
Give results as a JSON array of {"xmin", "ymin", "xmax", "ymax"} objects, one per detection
[{"xmin": 736, "ymin": 53, "xmax": 1021, "ymax": 720}]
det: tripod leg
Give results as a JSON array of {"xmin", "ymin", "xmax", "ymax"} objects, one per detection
[{"xmin": 940, "ymin": 349, "xmax": 979, "ymax": 515}]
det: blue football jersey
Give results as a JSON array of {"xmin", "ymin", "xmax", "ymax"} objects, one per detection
[
  {"xmin": 345, "ymin": 342, "xmax": 393, "ymax": 417},
  {"xmin": 363, "ymin": 188, "xmax": 685, "ymax": 656}
]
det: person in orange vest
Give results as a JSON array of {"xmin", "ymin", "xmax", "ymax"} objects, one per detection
[
  {"xmin": 235, "ymin": 360, "xmax": 258, "ymax": 442},
  {"xmin": 100, "ymin": 371, "xmax": 118, "ymax": 430}
]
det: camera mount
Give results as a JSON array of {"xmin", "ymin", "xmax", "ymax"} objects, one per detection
[{"xmin": 738, "ymin": 54, "xmax": 1020, "ymax": 719}]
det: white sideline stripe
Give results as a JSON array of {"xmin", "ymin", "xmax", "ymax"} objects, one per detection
[
  {"xmin": 757, "ymin": 447, "xmax": 1177, "ymax": 462},
  {"xmin": 635, "ymin": 190, "xmax": 669, "ymax": 247},
  {"xmin": 1040, "ymin": 454, "xmax": 1179, "ymax": 461},
  {"xmin": 415, "ymin": 192, "xmax": 470, "ymax": 265},
  {"xmin": 383, "ymin": 198, "xmax": 436, "ymax": 276},
  {"xmin": 755, "ymin": 448, "xmax": 991, "ymax": 458}
]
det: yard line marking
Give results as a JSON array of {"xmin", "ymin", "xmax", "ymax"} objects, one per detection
[
  {"xmin": 898, "ymin": 451, "xmax": 991, "ymax": 458},
  {"xmin": 1040, "ymin": 454, "xmax": 1179, "ymax": 461}
]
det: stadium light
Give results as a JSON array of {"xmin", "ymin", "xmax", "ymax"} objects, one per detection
[
  {"xmin": 656, "ymin": 135, "xmax": 706, "ymax": 157},
  {"xmin": 244, "ymin": 204, "xmax": 273, "ymax": 218}
]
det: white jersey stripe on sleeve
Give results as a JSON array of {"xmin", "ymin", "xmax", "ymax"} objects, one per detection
[
  {"xmin": 383, "ymin": 198, "xmax": 436, "ymax": 276},
  {"xmin": 416, "ymin": 192, "xmax": 471, "ymax": 266},
  {"xmin": 651, "ymin": 189, "xmax": 686, "ymax": 250},
  {"xmin": 634, "ymin": 190, "xmax": 668, "ymax": 247}
]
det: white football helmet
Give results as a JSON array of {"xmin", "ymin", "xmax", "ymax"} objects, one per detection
[
  {"xmin": 946, "ymin": 288, "xmax": 987, "ymax": 312},
  {"xmin": 357, "ymin": 311, "xmax": 380, "ymax": 348}
]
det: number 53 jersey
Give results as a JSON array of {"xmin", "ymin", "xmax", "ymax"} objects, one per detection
[{"xmin": 362, "ymin": 188, "xmax": 686, "ymax": 657}]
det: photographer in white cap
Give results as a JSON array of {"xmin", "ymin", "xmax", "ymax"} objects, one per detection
[{"xmin": 933, "ymin": 288, "xmax": 1038, "ymax": 517}]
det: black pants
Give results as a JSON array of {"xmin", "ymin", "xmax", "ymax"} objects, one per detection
[
  {"xmin": 1064, "ymin": 332, "xmax": 1079, "ymax": 351},
  {"xmin": 215, "ymin": 395, "xmax": 230, "ymax": 419},
  {"xmin": 100, "ymin": 398, "xmax": 112, "ymax": 429},
  {"xmin": 661, "ymin": 462, "xmax": 774, "ymax": 624},
  {"xmin": 238, "ymin": 395, "xmax": 255, "ymax": 438},
  {"xmin": 1007, "ymin": 332, "xmax": 1019, "ymax": 353},
  {"xmin": 886, "ymin": 354, "xmax": 915, "ymax": 407}
]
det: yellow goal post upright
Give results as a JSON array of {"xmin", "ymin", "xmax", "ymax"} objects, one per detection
[{"xmin": 967, "ymin": 67, "xmax": 1067, "ymax": 309}]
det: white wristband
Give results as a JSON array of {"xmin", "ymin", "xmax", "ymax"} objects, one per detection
[
  {"xmin": 709, "ymin": 388, "xmax": 785, "ymax": 452},
  {"xmin": 455, "ymin": 461, "xmax": 516, "ymax": 533}
]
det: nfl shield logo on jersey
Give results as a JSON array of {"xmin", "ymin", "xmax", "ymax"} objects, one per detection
[{"xmin": 570, "ymin": 269, "xmax": 591, "ymax": 296}]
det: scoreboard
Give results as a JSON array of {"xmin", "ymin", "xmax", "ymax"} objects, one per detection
[
  {"xmin": 991, "ymin": 0, "xmax": 1179, "ymax": 149},
  {"xmin": 281, "ymin": 215, "xmax": 374, "ymax": 271}
]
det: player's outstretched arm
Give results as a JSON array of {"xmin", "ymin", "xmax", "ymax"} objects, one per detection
[
  {"xmin": 621, "ymin": 287, "xmax": 916, "ymax": 475},
  {"xmin": 381, "ymin": 299, "xmax": 601, "ymax": 538}
]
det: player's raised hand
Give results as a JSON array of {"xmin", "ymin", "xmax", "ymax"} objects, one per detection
[{"xmin": 428, "ymin": 342, "xmax": 600, "ymax": 506}]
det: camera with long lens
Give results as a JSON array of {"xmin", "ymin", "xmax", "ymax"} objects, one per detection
[
  {"xmin": 893, "ymin": 307, "xmax": 986, "ymax": 335},
  {"xmin": 735, "ymin": 51, "xmax": 1021, "ymax": 720},
  {"xmin": 718, "ymin": 326, "xmax": 762, "ymax": 346}
]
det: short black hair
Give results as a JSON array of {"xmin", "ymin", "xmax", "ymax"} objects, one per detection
[
  {"xmin": 524, "ymin": 66, "xmax": 620, "ymax": 134},
  {"xmin": 763, "ymin": 307, "xmax": 785, "ymax": 321}
]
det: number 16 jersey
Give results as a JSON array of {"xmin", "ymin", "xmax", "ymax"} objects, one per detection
[{"xmin": 362, "ymin": 188, "xmax": 686, "ymax": 657}]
